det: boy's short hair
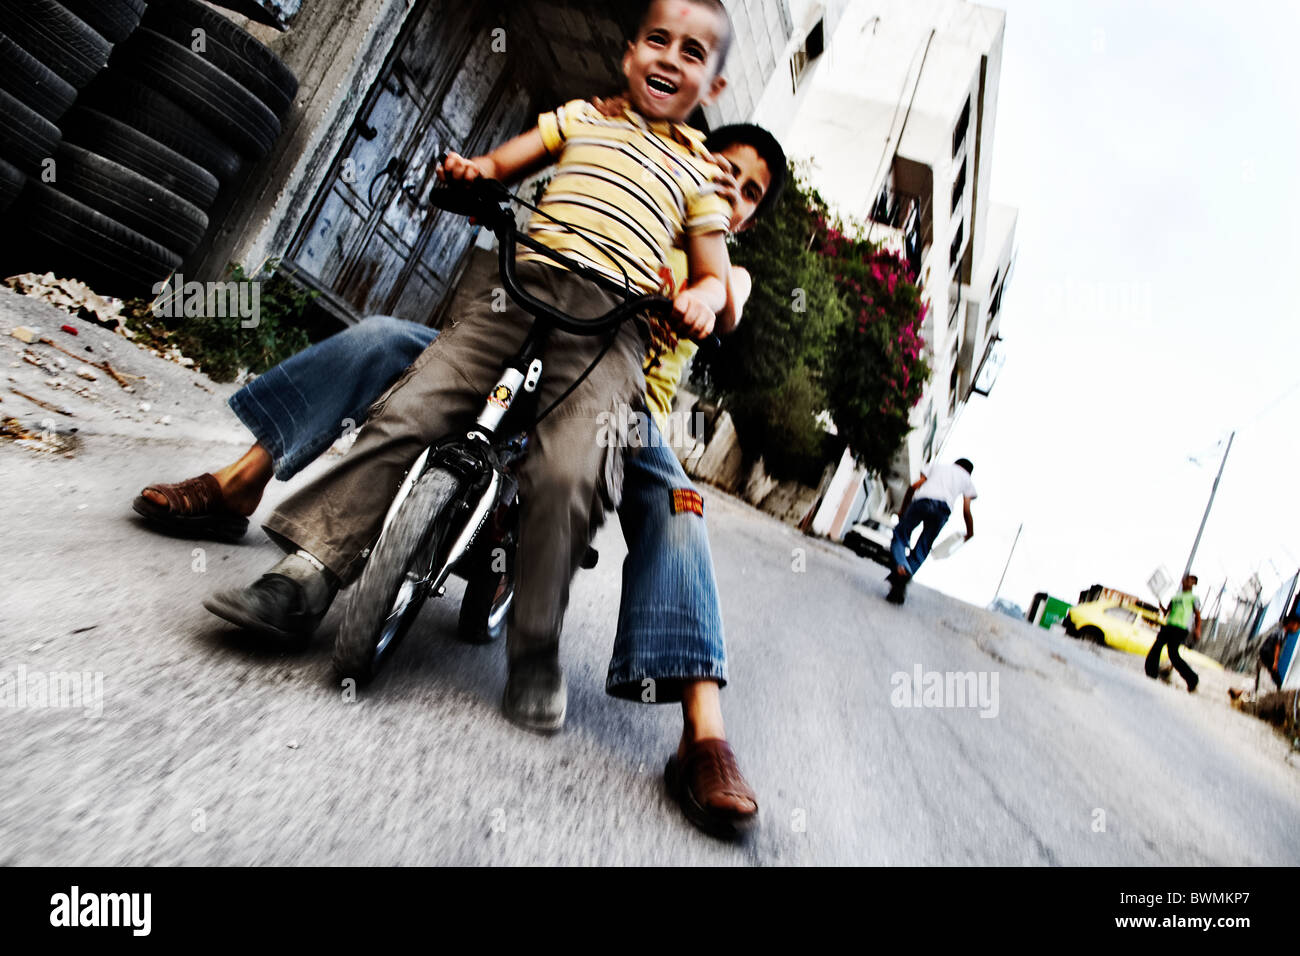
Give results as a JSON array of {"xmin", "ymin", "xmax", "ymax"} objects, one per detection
[
  {"xmin": 955, "ymin": 458, "xmax": 974, "ymax": 474},
  {"xmin": 637, "ymin": 0, "xmax": 734, "ymax": 74},
  {"xmin": 704, "ymin": 122, "xmax": 787, "ymax": 220}
]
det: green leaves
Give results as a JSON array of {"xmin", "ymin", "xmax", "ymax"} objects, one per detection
[
  {"xmin": 693, "ymin": 166, "xmax": 847, "ymax": 482},
  {"xmin": 820, "ymin": 245, "xmax": 929, "ymax": 475},
  {"xmin": 693, "ymin": 164, "xmax": 930, "ymax": 483},
  {"xmin": 125, "ymin": 259, "xmax": 316, "ymax": 383}
]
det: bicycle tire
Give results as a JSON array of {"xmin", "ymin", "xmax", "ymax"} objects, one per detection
[
  {"xmin": 334, "ymin": 467, "xmax": 463, "ymax": 684},
  {"xmin": 457, "ymin": 551, "xmax": 514, "ymax": 645},
  {"xmin": 456, "ymin": 502, "xmax": 516, "ymax": 644},
  {"xmin": 0, "ymin": 33, "xmax": 77, "ymax": 122}
]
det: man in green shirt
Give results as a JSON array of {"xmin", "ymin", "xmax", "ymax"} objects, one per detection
[{"xmin": 1145, "ymin": 573, "xmax": 1202, "ymax": 692}]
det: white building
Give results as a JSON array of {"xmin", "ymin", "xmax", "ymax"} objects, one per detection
[{"xmin": 759, "ymin": 0, "xmax": 1018, "ymax": 536}]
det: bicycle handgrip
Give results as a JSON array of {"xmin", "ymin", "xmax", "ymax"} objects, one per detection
[
  {"xmin": 635, "ymin": 295, "xmax": 721, "ymax": 347},
  {"xmin": 425, "ymin": 184, "xmax": 490, "ymax": 217},
  {"xmin": 427, "ymin": 156, "xmax": 513, "ymax": 218}
]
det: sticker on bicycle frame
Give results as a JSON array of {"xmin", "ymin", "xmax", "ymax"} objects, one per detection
[
  {"xmin": 669, "ymin": 488, "xmax": 704, "ymax": 517},
  {"xmin": 488, "ymin": 384, "xmax": 513, "ymax": 410}
]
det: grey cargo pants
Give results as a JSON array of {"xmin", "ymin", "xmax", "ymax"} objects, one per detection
[{"xmin": 263, "ymin": 260, "xmax": 649, "ymax": 662}]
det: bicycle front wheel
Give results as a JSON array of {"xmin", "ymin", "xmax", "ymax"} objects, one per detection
[{"xmin": 333, "ymin": 466, "xmax": 461, "ymax": 684}]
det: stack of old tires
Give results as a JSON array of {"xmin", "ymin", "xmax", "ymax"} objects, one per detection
[
  {"xmin": 0, "ymin": 0, "xmax": 121, "ymax": 215},
  {"xmin": 0, "ymin": 0, "xmax": 298, "ymax": 298}
]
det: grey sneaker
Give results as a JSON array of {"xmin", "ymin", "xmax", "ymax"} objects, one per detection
[
  {"xmin": 203, "ymin": 552, "xmax": 337, "ymax": 649},
  {"xmin": 502, "ymin": 651, "xmax": 567, "ymax": 734}
]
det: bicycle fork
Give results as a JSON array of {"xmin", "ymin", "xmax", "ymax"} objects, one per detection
[{"xmin": 375, "ymin": 320, "xmax": 546, "ymax": 595}]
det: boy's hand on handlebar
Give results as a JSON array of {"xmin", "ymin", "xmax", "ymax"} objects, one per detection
[
  {"xmin": 671, "ymin": 289, "xmax": 716, "ymax": 341},
  {"xmin": 437, "ymin": 151, "xmax": 492, "ymax": 183}
]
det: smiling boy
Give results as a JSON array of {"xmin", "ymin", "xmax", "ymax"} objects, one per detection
[{"xmin": 205, "ymin": 0, "xmax": 742, "ymax": 739}]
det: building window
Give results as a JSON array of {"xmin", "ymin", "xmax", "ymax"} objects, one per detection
[
  {"xmin": 789, "ymin": 19, "xmax": 825, "ymax": 94},
  {"xmin": 805, "ymin": 19, "xmax": 825, "ymax": 58},
  {"xmin": 789, "ymin": 49, "xmax": 809, "ymax": 92},
  {"xmin": 952, "ymin": 96, "xmax": 971, "ymax": 158},
  {"xmin": 950, "ymin": 159, "xmax": 966, "ymax": 215},
  {"xmin": 949, "ymin": 220, "xmax": 964, "ymax": 269},
  {"xmin": 988, "ymin": 281, "xmax": 1004, "ymax": 321}
]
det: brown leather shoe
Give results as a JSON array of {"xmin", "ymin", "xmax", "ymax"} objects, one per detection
[{"xmin": 665, "ymin": 738, "xmax": 759, "ymax": 839}]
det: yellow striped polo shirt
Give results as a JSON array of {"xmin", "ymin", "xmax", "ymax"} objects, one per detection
[
  {"xmin": 522, "ymin": 99, "xmax": 732, "ymax": 296},
  {"xmin": 642, "ymin": 248, "xmax": 698, "ymax": 430}
]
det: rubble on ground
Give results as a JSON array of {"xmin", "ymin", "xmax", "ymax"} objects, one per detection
[
  {"xmin": 5, "ymin": 273, "xmax": 133, "ymax": 337},
  {"xmin": 1229, "ymin": 686, "xmax": 1300, "ymax": 740},
  {"xmin": 4, "ymin": 272, "xmax": 202, "ymax": 373},
  {"xmin": 0, "ymin": 286, "xmax": 244, "ymax": 454}
]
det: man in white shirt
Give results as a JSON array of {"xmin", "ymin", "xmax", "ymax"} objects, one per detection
[{"xmin": 886, "ymin": 458, "xmax": 977, "ymax": 604}]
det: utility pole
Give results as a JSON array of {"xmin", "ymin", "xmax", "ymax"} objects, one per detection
[
  {"xmin": 993, "ymin": 522, "xmax": 1023, "ymax": 604},
  {"xmin": 1184, "ymin": 431, "xmax": 1234, "ymax": 579}
]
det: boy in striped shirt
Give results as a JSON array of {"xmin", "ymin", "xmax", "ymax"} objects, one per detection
[{"xmin": 206, "ymin": 0, "xmax": 739, "ymax": 734}]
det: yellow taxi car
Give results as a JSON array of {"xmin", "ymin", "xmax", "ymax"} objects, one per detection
[{"xmin": 1063, "ymin": 599, "xmax": 1223, "ymax": 671}]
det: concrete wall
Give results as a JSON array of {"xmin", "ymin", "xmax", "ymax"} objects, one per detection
[
  {"xmin": 704, "ymin": 0, "xmax": 795, "ymax": 127},
  {"xmin": 187, "ymin": 0, "xmax": 414, "ymax": 282},
  {"xmin": 750, "ymin": 0, "xmax": 848, "ymax": 143}
]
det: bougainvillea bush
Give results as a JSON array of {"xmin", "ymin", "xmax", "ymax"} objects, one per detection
[
  {"xmin": 815, "ymin": 227, "xmax": 930, "ymax": 475},
  {"xmin": 692, "ymin": 166, "xmax": 847, "ymax": 482},
  {"xmin": 693, "ymin": 164, "xmax": 930, "ymax": 483}
]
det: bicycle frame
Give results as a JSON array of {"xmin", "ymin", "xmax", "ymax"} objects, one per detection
[{"xmin": 369, "ymin": 176, "xmax": 671, "ymax": 634}]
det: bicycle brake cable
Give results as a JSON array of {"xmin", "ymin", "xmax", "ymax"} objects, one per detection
[{"xmin": 497, "ymin": 190, "xmax": 660, "ymax": 432}]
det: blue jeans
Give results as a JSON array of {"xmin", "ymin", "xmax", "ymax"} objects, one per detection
[
  {"xmin": 228, "ymin": 316, "xmax": 436, "ymax": 480},
  {"xmin": 607, "ymin": 417, "xmax": 727, "ymax": 702},
  {"xmin": 891, "ymin": 497, "xmax": 950, "ymax": 576},
  {"xmin": 227, "ymin": 316, "xmax": 726, "ymax": 700}
]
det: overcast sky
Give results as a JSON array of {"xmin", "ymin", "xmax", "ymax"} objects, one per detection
[{"xmin": 848, "ymin": 0, "xmax": 1300, "ymax": 613}]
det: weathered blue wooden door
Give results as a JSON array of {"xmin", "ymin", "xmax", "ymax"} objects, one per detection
[{"xmin": 285, "ymin": 0, "xmax": 530, "ymax": 323}]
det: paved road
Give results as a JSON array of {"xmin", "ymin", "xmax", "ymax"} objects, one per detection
[{"xmin": 3, "ymin": 417, "xmax": 1300, "ymax": 865}]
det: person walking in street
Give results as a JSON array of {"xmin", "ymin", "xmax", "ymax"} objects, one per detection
[
  {"xmin": 1145, "ymin": 573, "xmax": 1202, "ymax": 692},
  {"xmin": 1258, "ymin": 613, "xmax": 1300, "ymax": 689},
  {"xmin": 886, "ymin": 458, "xmax": 976, "ymax": 604}
]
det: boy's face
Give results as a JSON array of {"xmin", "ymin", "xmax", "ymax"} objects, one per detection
[
  {"xmin": 715, "ymin": 143, "xmax": 772, "ymax": 232},
  {"xmin": 622, "ymin": 0, "xmax": 728, "ymax": 122}
]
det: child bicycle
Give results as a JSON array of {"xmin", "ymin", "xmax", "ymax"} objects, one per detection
[{"xmin": 333, "ymin": 173, "xmax": 671, "ymax": 683}]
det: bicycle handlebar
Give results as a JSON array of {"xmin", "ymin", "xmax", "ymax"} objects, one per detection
[{"xmin": 426, "ymin": 173, "xmax": 676, "ymax": 338}]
